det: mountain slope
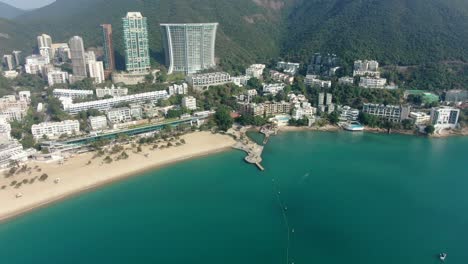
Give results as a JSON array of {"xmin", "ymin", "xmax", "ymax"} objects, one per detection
[
  {"xmin": 0, "ymin": 18, "xmax": 35, "ymax": 54},
  {"xmin": 3, "ymin": 0, "xmax": 468, "ymax": 69},
  {"xmin": 13, "ymin": 0, "xmax": 288, "ymax": 72},
  {"xmin": 282, "ymin": 0, "xmax": 468, "ymax": 65},
  {"xmin": 0, "ymin": 2, "xmax": 25, "ymax": 19}
]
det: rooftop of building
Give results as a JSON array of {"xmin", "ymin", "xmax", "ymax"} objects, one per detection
[
  {"xmin": 160, "ymin": 23, "xmax": 219, "ymax": 26},
  {"xmin": 125, "ymin": 12, "xmax": 143, "ymax": 18}
]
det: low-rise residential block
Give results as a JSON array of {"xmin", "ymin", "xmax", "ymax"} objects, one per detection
[
  {"xmin": 186, "ymin": 72, "xmax": 231, "ymax": 90},
  {"xmin": 96, "ymin": 85, "xmax": 129, "ymax": 98},
  {"xmin": 182, "ymin": 96, "xmax": 197, "ymax": 110},
  {"xmin": 270, "ymin": 70, "xmax": 294, "ymax": 84},
  {"xmin": 277, "ymin": 61, "xmax": 300, "ymax": 75},
  {"xmin": 409, "ymin": 112, "xmax": 431, "ymax": 125},
  {"xmin": 232, "ymin": 75, "xmax": 251, "ymax": 87},
  {"xmin": 339, "ymin": 106, "xmax": 359, "ymax": 122},
  {"xmin": 359, "ymin": 77, "xmax": 387, "ymax": 89},
  {"xmin": 246, "ymin": 64, "xmax": 266, "ymax": 79},
  {"xmin": 47, "ymin": 70, "xmax": 69, "ymax": 86},
  {"xmin": 292, "ymin": 102, "xmax": 317, "ymax": 120},
  {"xmin": 107, "ymin": 108, "xmax": 132, "ymax": 124},
  {"xmin": 31, "ymin": 120, "xmax": 80, "ymax": 139},
  {"xmin": 53, "ymin": 89, "xmax": 94, "ymax": 99},
  {"xmin": 24, "ymin": 55, "xmax": 50, "ymax": 75},
  {"xmin": 61, "ymin": 90, "xmax": 169, "ymax": 114},
  {"xmin": 0, "ymin": 95, "xmax": 29, "ymax": 122},
  {"xmin": 88, "ymin": 116, "xmax": 108, "ymax": 131},
  {"xmin": 0, "ymin": 141, "xmax": 29, "ymax": 168},
  {"xmin": 353, "ymin": 60, "xmax": 380, "ymax": 77},
  {"xmin": 263, "ymin": 83, "xmax": 285, "ymax": 95},
  {"xmin": 338, "ymin": 76, "xmax": 355, "ymax": 85},
  {"xmin": 430, "ymin": 107, "xmax": 460, "ymax": 130},
  {"xmin": 305, "ymin": 75, "xmax": 331, "ymax": 88},
  {"xmin": 362, "ymin": 103, "xmax": 411, "ymax": 123},
  {"xmin": 167, "ymin": 83, "xmax": 188, "ymax": 96}
]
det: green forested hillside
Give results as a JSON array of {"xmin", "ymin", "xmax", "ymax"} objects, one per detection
[
  {"xmin": 2, "ymin": 0, "xmax": 468, "ymax": 72},
  {"xmin": 282, "ymin": 0, "xmax": 468, "ymax": 65},
  {"xmin": 0, "ymin": 18, "xmax": 35, "ymax": 54},
  {"xmin": 11, "ymin": 0, "xmax": 286, "ymax": 72}
]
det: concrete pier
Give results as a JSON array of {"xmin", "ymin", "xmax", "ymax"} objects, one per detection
[
  {"xmin": 260, "ymin": 125, "xmax": 278, "ymax": 145},
  {"xmin": 232, "ymin": 137, "xmax": 264, "ymax": 171},
  {"xmin": 255, "ymin": 163, "xmax": 265, "ymax": 171}
]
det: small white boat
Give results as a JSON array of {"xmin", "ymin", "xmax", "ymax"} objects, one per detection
[
  {"xmin": 343, "ymin": 122, "xmax": 364, "ymax": 132},
  {"xmin": 439, "ymin": 253, "xmax": 447, "ymax": 261},
  {"xmin": 16, "ymin": 193, "xmax": 23, "ymax": 198}
]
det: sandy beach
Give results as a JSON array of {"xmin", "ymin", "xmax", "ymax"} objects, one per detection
[{"xmin": 0, "ymin": 131, "xmax": 236, "ymax": 222}]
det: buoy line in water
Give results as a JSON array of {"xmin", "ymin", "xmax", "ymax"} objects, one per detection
[{"xmin": 271, "ymin": 177, "xmax": 293, "ymax": 264}]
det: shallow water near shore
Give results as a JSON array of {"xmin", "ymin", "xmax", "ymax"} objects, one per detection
[{"xmin": 0, "ymin": 131, "xmax": 467, "ymax": 264}]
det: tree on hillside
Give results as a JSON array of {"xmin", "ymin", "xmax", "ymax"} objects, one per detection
[
  {"xmin": 328, "ymin": 111, "xmax": 340, "ymax": 124},
  {"xmin": 47, "ymin": 97, "xmax": 70, "ymax": 121},
  {"xmin": 247, "ymin": 78, "xmax": 262, "ymax": 91},
  {"xmin": 359, "ymin": 113, "xmax": 380, "ymax": 127},
  {"xmin": 425, "ymin": 125, "xmax": 435, "ymax": 135},
  {"xmin": 214, "ymin": 107, "xmax": 233, "ymax": 131},
  {"xmin": 401, "ymin": 119, "xmax": 415, "ymax": 130},
  {"xmin": 383, "ymin": 120, "xmax": 395, "ymax": 134}
]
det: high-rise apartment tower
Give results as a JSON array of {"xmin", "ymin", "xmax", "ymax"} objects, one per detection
[
  {"xmin": 69, "ymin": 36, "xmax": 88, "ymax": 81},
  {"xmin": 101, "ymin": 24, "xmax": 115, "ymax": 73},
  {"xmin": 122, "ymin": 12, "xmax": 150, "ymax": 73},
  {"xmin": 160, "ymin": 23, "xmax": 218, "ymax": 75}
]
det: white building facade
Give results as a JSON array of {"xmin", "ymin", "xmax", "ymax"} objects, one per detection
[
  {"xmin": 0, "ymin": 141, "xmax": 29, "ymax": 168},
  {"xmin": 53, "ymin": 89, "xmax": 94, "ymax": 99},
  {"xmin": 87, "ymin": 61, "xmax": 105, "ymax": 84},
  {"xmin": 187, "ymin": 72, "xmax": 231, "ymax": 90},
  {"xmin": 277, "ymin": 62, "xmax": 300, "ymax": 75},
  {"xmin": 182, "ymin": 96, "xmax": 197, "ymax": 110},
  {"xmin": 362, "ymin": 103, "xmax": 410, "ymax": 123},
  {"xmin": 168, "ymin": 83, "xmax": 188, "ymax": 96},
  {"xmin": 107, "ymin": 108, "xmax": 132, "ymax": 124},
  {"xmin": 353, "ymin": 60, "xmax": 380, "ymax": 77},
  {"xmin": 160, "ymin": 23, "xmax": 218, "ymax": 75},
  {"xmin": 263, "ymin": 83, "xmax": 285, "ymax": 95},
  {"xmin": 430, "ymin": 107, "xmax": 460, "ymax": 130},
  {"xmin": 89, "ymin": 116, "xmax": 108, "ymax": 131},
  {"xmin": 31, "ymin": 120, "xmax": 80, "ymax": 139},
  {"xmin": 359, "ymin": 77, "xmax": 387, "ymax": 89},
  {"xmin": 409, "ymin": 112, "xmax": 431, "ymax": 125},
  {"xmin": 61, "ymin": 90, "xmax": 169, "ymax": 114},
  {"xmin": 47, "ymin": 70, "xmax": 69, "ymax": 86},
  {"xmin": 305, "ymin": 75, "xmax": 332, "ymax": 88},
  {"xmin": 246, "ymin": 64, "xmax": 266, "ymax": 79},
  {"xmin": 25, "ymin": 55, "xmax": 50, "ymax": 75},
  {"xmin": 96, "ymin": 85, "xmax": 129, "ymax": 98}
]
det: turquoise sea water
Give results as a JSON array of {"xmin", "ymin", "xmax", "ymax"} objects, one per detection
[{"xmin": 1, "ymin": 132, "xmax": 467, "ymax": 264}]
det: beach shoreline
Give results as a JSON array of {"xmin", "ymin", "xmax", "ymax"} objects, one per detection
[{"xmin": 0, "ymin": 132, "xmax": 236, "ymax": 223}]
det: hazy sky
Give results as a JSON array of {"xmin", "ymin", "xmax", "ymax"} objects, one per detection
[{"xmin": 2, "ymin": 0, "xmax": 55, "ymax": 9}]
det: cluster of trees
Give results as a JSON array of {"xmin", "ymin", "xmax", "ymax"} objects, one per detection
[
  {"xmin": 359, "ymin": 113, "xmax": 416, "ymax": 131},
  {"xmin": 166, "ymin": 107, "xmax": 190, "ymax": 119},
  {"xmin": 288, "ymin": 118, "xmax": 309, "ymax": 127},
  {"xmin": 196, "ymin": 84, "xmax": 245, "ymax": 111},
  {"xmin": 214, "ymin": 107, "xmax": 233, "ymax": 131},
  {"xmin": 235, "ymin": 114, "xmax": 268, "ymax": 127}
]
